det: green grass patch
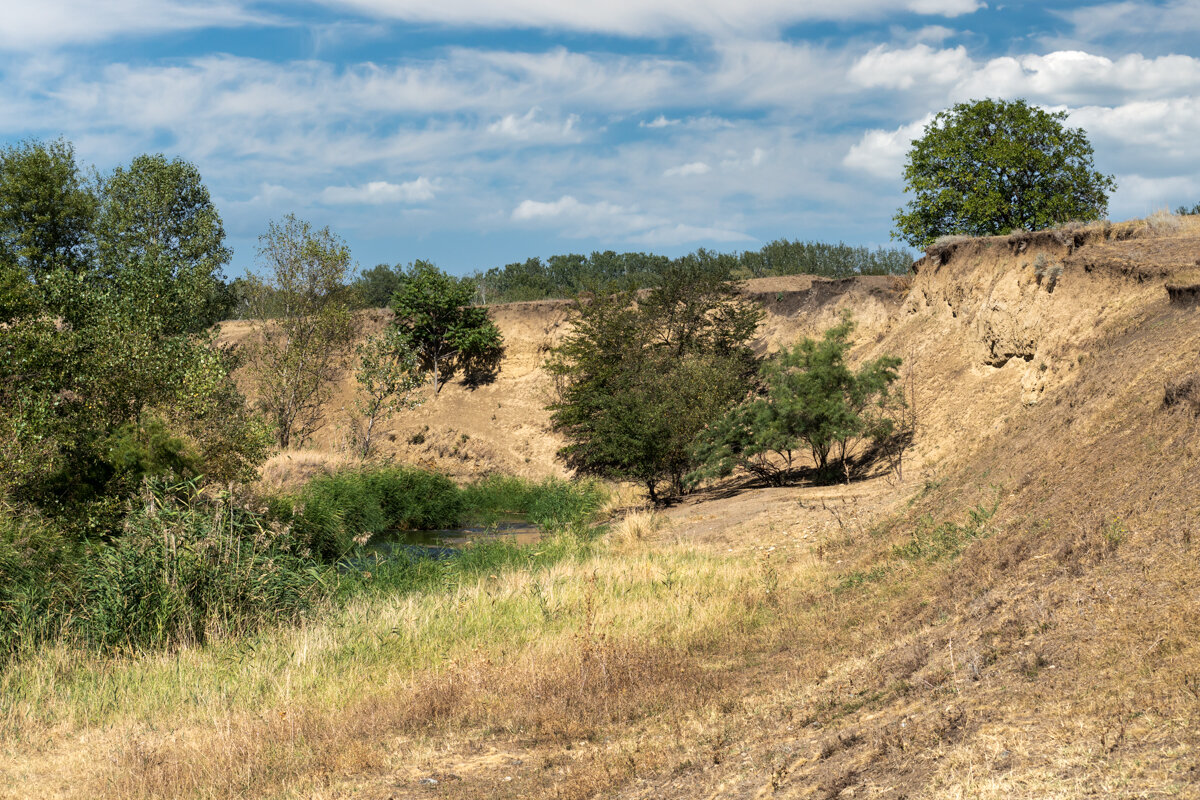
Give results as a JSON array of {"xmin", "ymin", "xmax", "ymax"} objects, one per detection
[
  {"xmin": 891, "ymin": 499, "xmax": 998, "ymax": 563},
  {"xmin": 459, "ymin": 474, "xmax": 608, "ymax": 530}
]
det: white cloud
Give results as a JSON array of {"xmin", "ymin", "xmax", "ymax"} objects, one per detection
[
  {"xmin": 852, "ymin": 45, "xmax": 1200, "ymax": 106},
  {"xmin": 487, "ymin": 108, "xmax": 581, "ymax": 141},
  {"xmin": 1111, "ymin": 173, "xmax": 1200, "ymax": 213},
  {"xmin": 641, "ymin": 115, "xmax": 680, "ymax": 128},
  {"xmin": 0, "ymin": 0, "xmax": 269, "ymax": 51},
  {"xmin": 321, "ymin": 178, "xmax": 437, "ymax": 204},
  {"xmin": 633, "ymin": 223, "xmax": 755, "ymax": 246},
  {"xmin": 1056, "ymin": 1, "xmax": 1200, "ymax": 42},
  {"xmin": 843, "ymin": 115, "xmax": 932, "ymax": 178},
  {"xmin": 320, "ymin": 0, "xmax": 984, "ymax": 38},
  {"xmin": 1070, "ymin": 98, "xmax": 1200, "ymax": 160},
  {"xmin": 510, "ymin": 194, "xmax": 750, "ymax": 244},
  {"xmin": 663, "ymin": 161, "xmax": 711, "ymax": 177},
  {"xmin": 850, "ymin": 44, "xmax": 970, "ymax": 89}
]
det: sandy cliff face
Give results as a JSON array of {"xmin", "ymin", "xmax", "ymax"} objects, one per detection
[{"xmin": 220, "ymin": 217, "xmax": 1200, "ymax": 487}]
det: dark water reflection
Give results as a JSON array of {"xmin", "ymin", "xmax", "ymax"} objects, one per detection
[{"xmin": 362, "ymin": 517, "xmax": 543, "ymax": 560}]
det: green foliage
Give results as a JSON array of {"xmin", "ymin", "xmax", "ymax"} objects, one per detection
[
  {"xmin": 349, "ymin": 327, "xmax": 425, "ymax": 458},
  {"xmin": 75, "ymin": 483, "xmax": 327, "ymax": 650},
  {"xmin": 390, "ymin": 260, "xmax": 504, "ymax": 393},
  {"xmin": 458, "ymin": 474, "xmax": 607, "ymax": 531},
  {"xmin": 100, "ymin": 417, "xmax": 199, "ymax": 495},
  {"xmin": 0, "ymin": 484, "xmax": 330, "ymax": 659},
  {"xmin": 352, "ymin": 263, "xmax": 407, "ymax": 308},
  {"xmin": 1176, "ymin": 202, "xmax": 1200, "ymax": 216},
  {"xmin": 474, "ymin": 242, "xmax": 913, "ymax": 304},
  {"xmin": 0, "ymin": 142, "xmax": 268, "ymax": 532},
  {"xmin": 893, "ymin": 98, "xmax": 1115, "ymax": 246},
  {"xmin": 0, "ymin": 137, "xmax": 96, "ymax": 295},
  {"xmin": 286, "ymin": 468, "xmax": 607, "ymax": 558},
  {"xmin": 287, "ymin": 467, "xmax": 464, "ymax": 559},
  {"xmin": 0, "ymin": 506, "xmax": 77, "ymax": 657},
  {"xmin": 892, "ymin": 499, "xmax": 998, "ymax": 562},
  {"xmin": 691, "ymin": 316, "xmax": 905, "ymax": 486},
  {"xmin": 548, "ymin": 259, "xmax": 762, "ymax": 502},
  {"xmin": 96, "ymin": 153, "xmax": 232, "ymax": 334},
  {"xmin": 246, "ymin": 215, "xmax": 358, "ymax": 448}
]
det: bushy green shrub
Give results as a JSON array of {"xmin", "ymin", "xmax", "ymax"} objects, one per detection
[
  {"xmin": 0, "ymin": 506, "xmax": 76, "ymax": 657},
  {"xmin": 459, "ymin": 474, "xmax": 607, "ymax": 530},
  {"xmin": 76, "ymin": 484, "xmax": 328, "ymax": 650},
  {"xmin": 288, "ymin": 467, "xmax": 463, "ymax": 558}
]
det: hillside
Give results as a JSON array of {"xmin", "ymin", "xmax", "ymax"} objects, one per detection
[
  {"xmin": 217, "ymin": 273, "xmax": 910, "ymax": 485},
  {"xmin": 7, "ymin": 216, "xmax": 1200, "ymax": 799},
  {"xmin": 235, "ymin": 215, "xmax": 1200, "ymax": 797}
]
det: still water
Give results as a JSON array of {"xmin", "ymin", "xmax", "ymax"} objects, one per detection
[{"xmin": 362, "ymin": 517, "xmax": 543, "ymax": 559}]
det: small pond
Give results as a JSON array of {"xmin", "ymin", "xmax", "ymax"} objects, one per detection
[{"xmin": 362, "ymin": 516, "xmax": 544, "ymax": 560}]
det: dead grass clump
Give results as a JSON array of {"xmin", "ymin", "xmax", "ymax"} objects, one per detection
[
  {"xmin": 103, "ymin": 635, "xmax": 724, "ymax": 800},
  {"xmin": 1163, "ymin": 373, "xmax": 1200, "ymax": 416},
  {"xmin": 256, "ymin": 449, "xmax": 352, "ymax": 492},
  {"xmin": 1146, "ymin": 207, "xmax": 1184, "ymax": 233},
  {"xmin": 609, "ymin": 509, "xmax": 666, "ymax": 548}
]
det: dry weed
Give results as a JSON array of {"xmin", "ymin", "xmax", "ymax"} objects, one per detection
[{"xmin": 609, "ymin": 509, "xmax": 666, "ymax": 549}]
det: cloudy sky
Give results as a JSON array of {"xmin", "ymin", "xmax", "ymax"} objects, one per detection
[{"xmin": 2, "ymin": 0, "xmax": 1198, "ymax": 275}]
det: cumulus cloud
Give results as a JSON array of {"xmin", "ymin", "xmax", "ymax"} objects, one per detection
[
  {"xmin": 843, "ymin": 116, "xmax": 932, "ymax": 178},
  {"xmin": 851, "ymin": 44, "xmax": 1200, "ymax": 106},
  {"xmin": 321, "ymin": 177, "xmax": 437, "ymax": 205},
  {"xmin": 850, "ymin": 44, "xmax": 970, "ymax": 89}
]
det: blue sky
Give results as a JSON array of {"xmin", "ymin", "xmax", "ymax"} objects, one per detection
[{"xmin": 2, "ymin": 1, "xmax": 1199, "ymax": 276}]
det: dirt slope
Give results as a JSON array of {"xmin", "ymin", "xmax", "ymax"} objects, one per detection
[
  {"xmin": 217, "ymin": 274, "xmax": 911, "ymax": 483},
  {"xmin": 358, "ymin": 216, "xmax": 1200, "ymax": 799}
]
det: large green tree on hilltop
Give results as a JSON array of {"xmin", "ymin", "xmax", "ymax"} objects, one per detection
[
  {"xmin": 892, "ymin": 98, "xmax": 1115, "ymax": 247},
  {"xmin": 389, "ymin": 260, "xmax": 503, "ymax": 393}
]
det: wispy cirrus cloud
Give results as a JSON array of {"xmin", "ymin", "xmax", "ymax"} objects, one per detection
[
  {"xmin": 321, "ymin": 177, "xmax": 437, "ymax": 204},
  {"xmin": 318, "ymin": 0, "xmax": 983, "ymax": 38},
  {"xmin": 0, "ymin": 0, "xmax": 271, "ymax": 51}
]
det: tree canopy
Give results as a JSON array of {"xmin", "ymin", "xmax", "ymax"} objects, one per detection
[
  {"xmin": 389, "ymin": 260, "xmax": 503, "ymax": 393},
  {"xmin": 892, "ymin": 98, "xmax": 1115, "ymax": 247},
  {"xmin": 0, "ymin": 141, "xmax": 267, "ymax": 531},
  {"xmin": 547, "ymin": 258, "xmax": 761, "ymax": 502},
  {"xmin": 690, "ymin": 316, "xmax": 906, "ymax": 486}
]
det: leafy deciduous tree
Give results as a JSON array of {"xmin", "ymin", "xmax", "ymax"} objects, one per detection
[
  {"xmin": 389, "ymin": 260, "xmax": 503, "ymax": 393},
  {"xmin": 246, "ymin": 215, "xmax": 357, "ymax": 449},
  {"xmin": 353, "ymin": 263, "xmax": 407, "ymax": 309},
  {"xmin": 0, "ymin": 143, "xmax": 268, "ymax": 529},
  {"xmin": 691, "ymin": 316, "xmax": 906, "ymax": 486},
  {"xmin": 547, "ymin": 259, "xmax": 761, "ymax": 502},
  {"xmin": 893, "ymin": 98, "xmax": 1115, "ymax": 247},
  {"xmin": 96, "ymin": 154, "xmax": 232, "ymax": 334},
  {"xmin": 349, "ymin": 327, "xmax": 425, "ymax": 458},
  {"xmin": 0, "ymin": 138, "xmax": 96, "ymax": 287}
]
